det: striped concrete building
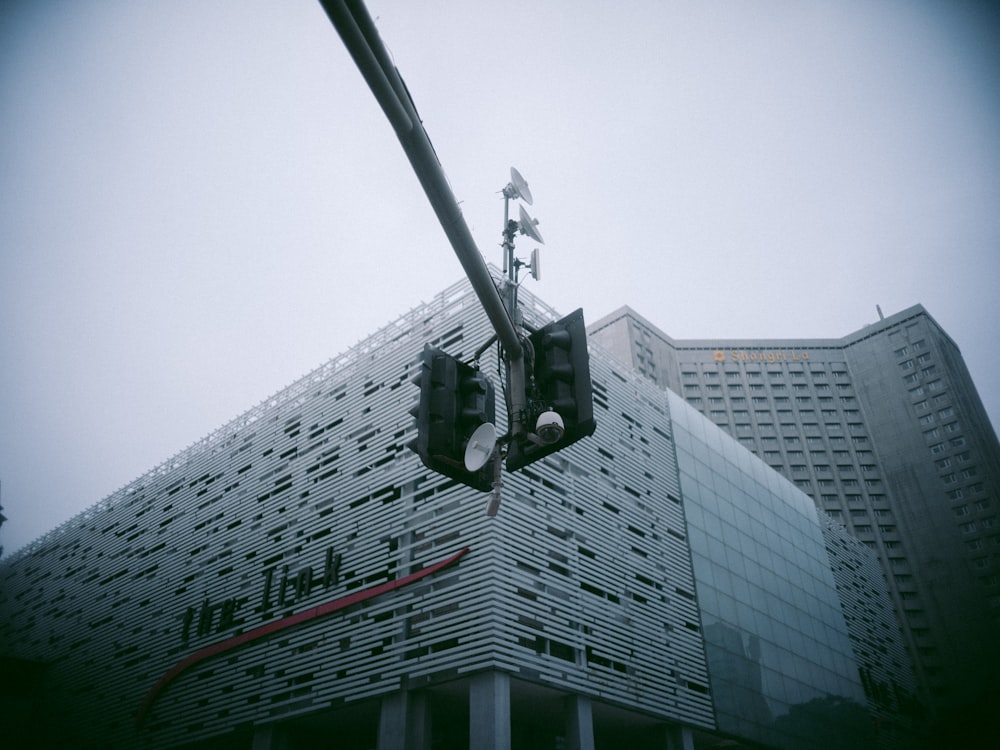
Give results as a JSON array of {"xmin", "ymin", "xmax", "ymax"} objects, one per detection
[{"xmin": 1, "ymin": 277, "xmax": 916, "ymax": 749}]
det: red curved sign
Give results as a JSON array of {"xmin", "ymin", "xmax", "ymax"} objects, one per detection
[{"xmin": 137, "ymin": 546, "xmax": 470, "ymax": 725}]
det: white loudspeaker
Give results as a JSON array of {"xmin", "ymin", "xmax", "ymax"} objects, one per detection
[{"xmin": 464, "ymin": 422, "xmax": 498, "ymax": 471}]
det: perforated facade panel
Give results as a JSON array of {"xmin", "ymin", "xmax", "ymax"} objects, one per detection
[{"xmin": 0, "ymin": 277, "xmax": 903, "ymax": 749}]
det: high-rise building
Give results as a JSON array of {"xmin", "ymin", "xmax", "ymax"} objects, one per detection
[
  {"xmin": 0, "ymin": 278, "xmax": 921, "ymax": 749},
  {"xmin": 590, "ymin": 304, "xmax": 1000, "ymax": 723}
]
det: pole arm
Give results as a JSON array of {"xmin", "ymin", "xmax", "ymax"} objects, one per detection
[{"xmin": 318, "ymin": 0, "xmax": 527, "ymax": 437}]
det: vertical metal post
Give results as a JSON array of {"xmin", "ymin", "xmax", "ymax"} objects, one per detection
[{"xmin": 318, "ymin": 0, "xmax": 527, "ymax": 440}]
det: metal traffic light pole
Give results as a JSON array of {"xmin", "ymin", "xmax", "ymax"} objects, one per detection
[{"xmin": 318, "ymin": 0, "xmax": 529, "ymax": 442}]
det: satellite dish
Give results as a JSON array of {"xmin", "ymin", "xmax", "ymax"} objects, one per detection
[
  {"xmin": 464, "ymin": 422, "xmax": 497, "ymax": 471},
  {"xmin": 509, "ymin": 167, "xmax": 533, "ymax": 205},
  {"xmin": 518, "ymin": 205, "xmax": 544, "ymax": 244}
]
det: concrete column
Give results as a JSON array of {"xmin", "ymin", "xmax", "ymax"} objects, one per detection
[
  {"xmin": 378, "ymin": 690, "xmax": 432, "ymax": 750},
  {"xmin": 564, "ymin": 695, "xmax": 595, "ymax": 750},
  {"xmin": 251, "ymin": 723, "xmax": 289, "ymax": 750},
  {"xmin": 408, "ymin": 691, "xmax": 432, "ymax": 750},
  {"xmin": 469, "ymin": 671, "xmax": 511, "ymax": 750},
  {"xmin": 664, "ymin": 724, "xmax": 694, "ymax": 750}
]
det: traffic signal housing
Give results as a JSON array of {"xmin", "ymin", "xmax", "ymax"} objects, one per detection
[
  {"xmin": 506, "ymin": 308, "xmax": 597, "ymax": 471},
  {"xmin": 408, "ymin": 345, "xmax": 496, "ymax": 491}
]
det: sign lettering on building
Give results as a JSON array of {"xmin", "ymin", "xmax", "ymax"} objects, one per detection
[
  {"xmin": 180, "ymin": 546, "xmax": 344, "ymax": 643},
  {"xmin": 140, "ymin": 546, "xmax": 470, "ymax": 726},
  {"xmin": 713, "ymin": 349, "xmax": 811, "ymax": 363}
]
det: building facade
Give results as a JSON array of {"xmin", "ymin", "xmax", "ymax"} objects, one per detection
[
  {"xmin": 590, "ymin": 304, "xmax": 1000, "ymax": 725},
  {"xmin": 1, "ymin": 278, "xmax": 916, "ymax": 749}
]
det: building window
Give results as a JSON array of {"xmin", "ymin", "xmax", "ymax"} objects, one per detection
[
  {"xmin": 900, "ymin": 359, "xmax": 914, "ymax": 370},
  {"xmin": 930, "ymin": 443, "xmax": 945, "ymax": 454}
]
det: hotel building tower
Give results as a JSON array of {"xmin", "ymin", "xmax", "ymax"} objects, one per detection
[{"xmin": 590, "ymin": 304, "xmax": 1000, "ymax": 727}]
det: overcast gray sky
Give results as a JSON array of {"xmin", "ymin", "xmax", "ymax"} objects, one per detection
[{"xmin": 2, "ymin": 0, "xmax": 998, "ymax": 554}]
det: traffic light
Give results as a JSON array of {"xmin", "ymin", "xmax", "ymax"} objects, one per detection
[
  {"xmin": 506, "ymin": 308, "xmax": 597, "ymax": 471},
  {"xmin": 408, "ymin": 345, "xmax": 496, "ymax": 491}
]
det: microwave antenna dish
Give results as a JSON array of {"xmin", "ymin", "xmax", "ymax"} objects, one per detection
[
  {"xmin": 503, "ymin": 167, "xmax": 533, "ymax": 205},
  {"xmin": 517, "ymin": 205, "xmax": 544, "ymax": 244}
]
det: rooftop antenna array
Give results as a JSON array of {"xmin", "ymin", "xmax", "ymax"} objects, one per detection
[{"xmin": 500, "ymin": 167, "xmax": 544, "ymax": 308}]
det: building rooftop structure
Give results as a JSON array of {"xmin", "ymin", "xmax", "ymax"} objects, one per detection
[{"xmin": 1, "ymin": 278, "xmax": 920, "ymax": 749}]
